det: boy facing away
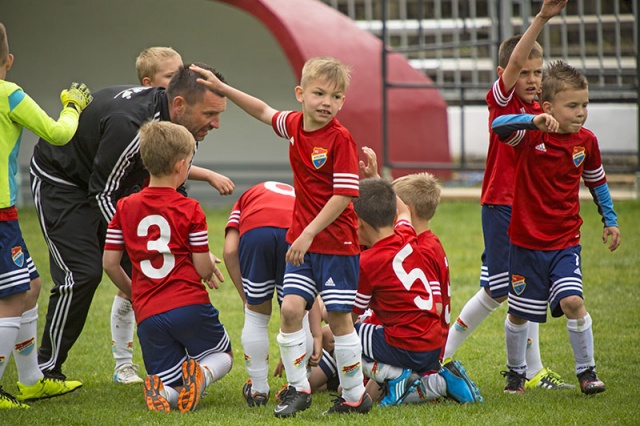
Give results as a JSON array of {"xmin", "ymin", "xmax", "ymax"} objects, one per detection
[
  {"xmin": 0, "ymin": 22, "xmax": 92, "ymax": 409},
  {"xmin": 443, "ymin": 0, "xmax": 574, "ymax": 390},
  {"xmin": 191, "ymin": 57, "xmax": 370, "ymax": 417},
  {"xmin": 223, "ymin": 181, "xmax": 319, "ymax": 407},
  {"xmin": 352, "ymin": 178, "xmax": 482, "ymax": 406},
  {"xmin": 491, "ymin": 60, "xmax": 620, "ymax": 394},
  {"xmin": 103, "ymin": 121, "xmax": 233, "ymax": 413},
  {"xmin": 110, "ymin": 47, "xmax": 233, "ymax": 386},
  {"xmin": 109, "ymin": 46, "xmax": 184, "ymax": 387}
]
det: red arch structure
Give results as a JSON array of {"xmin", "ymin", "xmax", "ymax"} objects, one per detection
[{"xmin": 218, "ymin": 0, "xmax": 451, "ymax": 177}]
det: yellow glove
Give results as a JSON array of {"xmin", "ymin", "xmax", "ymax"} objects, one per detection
[{"xmin": 60, "ymin": 82, "xmax": 93, "ymax": 113}]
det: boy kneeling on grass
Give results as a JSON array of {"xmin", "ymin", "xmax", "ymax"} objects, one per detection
[{"xmin": 103, "ymin": 120, "xmax": 233, "ymax": 413}]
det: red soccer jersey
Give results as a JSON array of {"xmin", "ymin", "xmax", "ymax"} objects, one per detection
[
  {"xmin": 482, "ymin": 77, "xmax": 542, "ymax": 205},
  {"xmin": 104, "ymin": 187, "xmax": 211, "ymax": 324},
  {"xmin": 225, "ymin": 181, "xmax": 295, "ymax": 236},
  {"xmin": 353, "ymin": 221, "xmax": 443, "ymax": 352},
  {"xmin": 417, "ymin": 230, "xmax": 451, "ymax": 345},
  {"xmin": 272, "ymin": 111, "xmax": 360, "ymax": 256},
  {"xmin": 509, "ymin": 128, "xmax": 606, "ymax": 250}
]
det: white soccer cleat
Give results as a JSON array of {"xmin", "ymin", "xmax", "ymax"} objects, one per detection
[{"xmin": 113, "ymin": 363, "xmax": 144, "ymax": 384}]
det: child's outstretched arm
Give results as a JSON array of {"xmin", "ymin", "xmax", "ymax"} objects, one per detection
[
  {"xmin": 492, "ymin": 113, "xmax": 558, "ymax": 141},
  {"xmin": 190, "ymin": 64, "xmax": 277, "ymax": 126},
  {"xmin": 502, "ymin": 0, "xmax": 568, "ymax": 91}
]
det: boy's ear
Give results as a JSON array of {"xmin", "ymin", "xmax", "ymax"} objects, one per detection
[
  {"xmin": 496, "ymin": 66, "xmax": 504, "ymax": 77},
  {"xmin": 5, "ymin": 53, "xmax": 14, "ymax": 71},
  {"xmin": 294, "ymin": 85, "xmax": 304, "ymax": 102},
  {"xmin": 542, "ymin": 101, "xmax": 552, "ymax": 114},
  {"xmin": 141, "ymin": 76, "xmax": 152, "ymax": 87}
]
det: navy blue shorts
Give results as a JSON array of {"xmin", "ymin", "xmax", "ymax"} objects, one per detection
[
  {"xmin": 480, "ymin": 204, "xmax": 511, "ymax": 298},
  {"xmin": 0, "ymin": 220, "xmax": 38, "ymax": 298},
  {"xmin": 508, "ymin": 244, "xmax": 583, "ymax": 323},
  {"xmin": 239, "ymin": 227, "xmax": 288, "ymax": 306},
  {"xmin": 137, "ymin": 304, "xmax": 231, "ymax": 387},
  {"xmin": 283, "ymin": 252, "xmax": 359, "ymax": 312},
  {"xmin": 355, "ymin": 322, "xmax": 441, "ymax": 375}
]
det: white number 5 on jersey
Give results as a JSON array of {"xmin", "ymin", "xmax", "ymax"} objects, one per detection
[{"xmin": 393, "ymin": 244, "xmax": 433, "ymax": 311}]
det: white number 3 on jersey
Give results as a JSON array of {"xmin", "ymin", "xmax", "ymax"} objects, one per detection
[{"xmin": 138, "ymin": 214, "xmax": 175, "ymax": 279}]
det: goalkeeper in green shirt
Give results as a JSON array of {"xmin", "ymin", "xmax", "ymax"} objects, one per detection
[{"xmin": 0, "ymin": 21, "xmax": 92, "ymax": 409}]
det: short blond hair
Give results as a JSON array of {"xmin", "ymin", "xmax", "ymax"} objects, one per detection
[
  {"xmin": 135, "ymin": 47, "xmax": 182, "ymax": 84},
  {"xmin": 541, "ymin": 60, "xmax": 589, "ymax": 103},
  {"xmin": 300, "ymin": 56, "xmax": 351, "ymax": 92},
  {"xmin": 139, "ymin": 121, "xmax": 195, "ymax": 177},
  {"xmin": 0, "ymin": 23, "xmax": 9, "ymax": 66},
  {"xmin": 392, "ymin": 172, "xmax": 441, "ymax": 221}
]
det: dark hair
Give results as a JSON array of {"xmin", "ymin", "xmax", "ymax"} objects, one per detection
[
  {"xmin": 353, "ymin": 178, "xmax": 396, "ymax": 230},
  {"xmin": 166, "ymin": 62, "xmax": 226, "ymax": 104}
]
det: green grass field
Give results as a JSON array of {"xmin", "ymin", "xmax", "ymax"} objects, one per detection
[{"xmin": 4, "ymin": 198, "xmax": 639, "ymax": 425}]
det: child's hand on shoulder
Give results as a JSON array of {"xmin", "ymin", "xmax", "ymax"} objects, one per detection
[{"xmin": 533, "ymin": 113, "xmax": 559, "ymax": 133}]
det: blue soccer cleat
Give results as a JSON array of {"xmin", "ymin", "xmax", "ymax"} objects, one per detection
[
  {"xmin": 439, "ymin": 360, "xmax": 483, "ymax": 403},
  {"xmin": 380, "ymin": 368, "xmax": 422, "ymax": 407}
]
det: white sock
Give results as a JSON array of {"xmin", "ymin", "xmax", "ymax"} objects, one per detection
[
  {"xmin": 165, "ymin": 385, "xmax": 179, "ymax": 408},
  {"xmin": 566, "ymin": 314, "xmax": 595, "ymax": 375},
  {"xmin": 13, "ymin": 305, "xmax": 43, "ymax": 386},
  {"xmin": 0, "ymin": 317, "xmax": 21, "ymax": 379},
  {"xmin": 241, "ymin": 308, "xmax": 271, "ymax": 394},
  {"xmin": 362, "ymin": 360, "xmax": 403, "ymax": 383},
  {"xmin": 443, "ymin": 288, "xmax": 501, "ymax": 359},
  {"xmin": 505, "ymin": 316, "xmax": 528, "ymax": 374},
  {"xmin": 402, "ymin": 372, "xmax": 446, "ymax": 403},
  {"xmin": 111, "ymin": 295, "xmax": 136, "ymax": 368},
  {"xmin": 199, "ymin": 352, "xmax": 233, "ymax": 387},
  {"xmin": 525, "ymin": 321, "xmax": 543, "ymax": 379},
  {"xmin": 334, "ymin": 331, "xmax": 366, "ymax": 403},
  {"xmin": 302, "ymin": 312, "xmax": 313, "ymax": 378},
  {"xmin": 277, "ymin": 329, "xmax": 310, "ymax": 392}
]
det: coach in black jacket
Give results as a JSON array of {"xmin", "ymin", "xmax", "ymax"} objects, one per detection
[{"xmin": 29, "ymin": 63, "xmax": 232, "ymax": 381}]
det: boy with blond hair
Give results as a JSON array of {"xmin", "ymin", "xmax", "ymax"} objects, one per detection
[
  {"xmin": 191, "ymin": 57, "xmax": 370, "ymax": 417},
  {"xmin": 443, "ymin": 0, "xmax": 574, "ymax": 390},
  {"xmin": 0, "ymin": 22, "xmax": 91, "ymax": 408},
  {"xmin": 136, "ymin": 47, "xmax": 183, "ymax": 87},
  {"xmin": 103, "ymin": 121, "xmax": 233, "ymax": 413},
  {"xmin": 491, "ymin": 60, "xmax": 620, "ymax": 394}
]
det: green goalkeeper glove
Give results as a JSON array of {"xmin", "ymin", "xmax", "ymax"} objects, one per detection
[{"xmin": 60, "ymin": 82, "xmax": 93, "ymax": 113}]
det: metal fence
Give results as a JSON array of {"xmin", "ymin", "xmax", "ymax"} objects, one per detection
[{"xmin": 321, "ymin": 0, "xmax": 639, "ymax": 173}]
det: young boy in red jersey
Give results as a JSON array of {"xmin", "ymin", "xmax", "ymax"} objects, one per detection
[
  {"xmin": 110, "ymin": 50, "xmax": 234, "ymax": 386},
  {"xmin": 223, "ymin": 181, "xmax": 321, "ymax": 407},
  {"xmin": 352, "ymin": 178, "xmax": 482, "ymax": 406},
  {"xmin": 103, "ymin": 121, "xmax": 233, "ymax": 413},
  {"xmin": 191, "ymin": 57, "xmax": 370, "ymax": 417},
  {"xmin": 0, "ymin": 22, "xmax": 92, "ymax": 408},
  {"xmin": 443, "ymin": 0, "xmax": 574, "ymax": 390},
  {"xmin": 359, "ymin": 147, "xmax": 450, "ymax": 358},
  {"xmin": 491, "ymin": 60, "xmax": 621, "ymax": 394}
]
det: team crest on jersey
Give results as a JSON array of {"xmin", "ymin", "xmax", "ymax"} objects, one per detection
[
  {"xmin": 511, "ymin": 274, "xmax": 526, "ymax": 296},
  {"xmin": 11, "ymin": 246, "xmax": 24, "ymax": 268},
  {"xmin": 311, "ymin": 147, "xmax": 328, "ymax": 169},
  {"xmin": 572, "ymin": 146, "xmax": 586, "ymax": 167}
]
